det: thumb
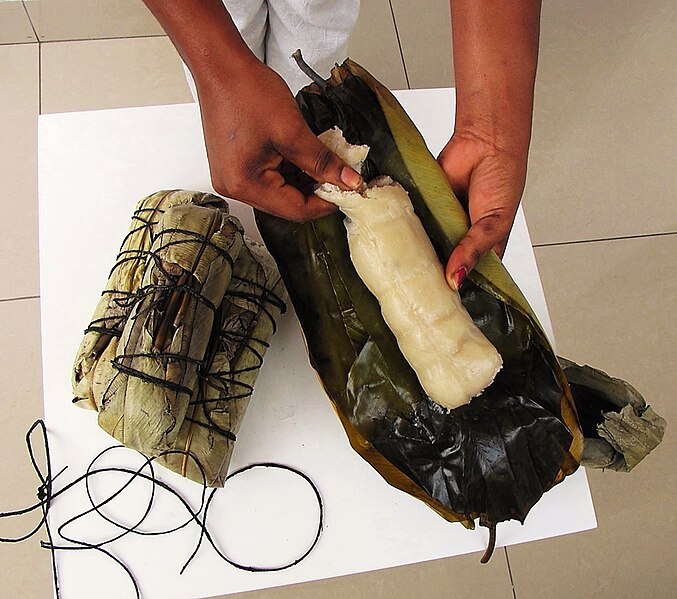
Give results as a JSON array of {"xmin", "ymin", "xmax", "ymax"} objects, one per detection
[
  {"xmin": 445, "ymin": 214, "xmax": 507, "ymax": 290},
  {"xmin": 280, "ymin": 128, "xmax": 363, "ymax": 190}
]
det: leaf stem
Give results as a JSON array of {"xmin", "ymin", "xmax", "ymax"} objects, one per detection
[
  {"xmin": 292, "ymin": 49, "xmax": 327, "ymax": 89},
  {"xmin": 480, "ymin": 522, "xmax": 497, "ymax": 564}
]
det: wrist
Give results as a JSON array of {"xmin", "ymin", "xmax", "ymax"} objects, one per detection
[
  {"xmin": 453, "ymin": 112, "xmax": 531, "ymax": 165},
  {"xmin": 454, "ymin": 76, "xmax": 535, "ymax": 159},
  {"xmin": 450, "ymin": 0, "xmax": 540, "ymax": 163},
  {"xmin": 188, "ymin": 32, "xmax": 259, "ymax": 92}
]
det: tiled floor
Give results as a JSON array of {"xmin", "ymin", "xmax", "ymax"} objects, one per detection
[{"xmin": 1, "ymin": 1, "xmax": 675, "ymax": 598}]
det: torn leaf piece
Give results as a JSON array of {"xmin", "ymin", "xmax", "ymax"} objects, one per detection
[
  {"xmin": 598, "ymin": 405, "xmax": 666, "ymax": 472},
  {"xmin": 560, "ymin": 358, "xmax": 666, "ymax": 472}
]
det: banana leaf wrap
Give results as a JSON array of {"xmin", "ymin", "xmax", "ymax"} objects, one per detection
[
  {"xmin": 72, "ymin": 190, "xmax": 226, "ymax": 410},
  {"xmin": 256, "ymin": 59, "xmax": 584, "ymax": 529},
  {"xmin": 159, "ymin": 240, "xmax": 286, "ymax": 485},
  {"xmin": 97, "ymin": 203, "xmax": 243, "ymax": 454},
  {"xmin": 73, "ymin": 191, "xmax": 286, "ymax": 486}
]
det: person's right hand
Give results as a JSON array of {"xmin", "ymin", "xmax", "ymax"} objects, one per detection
[{"xmin": 195, "ymin": 55, "xmax": 363, "ymax": 222}]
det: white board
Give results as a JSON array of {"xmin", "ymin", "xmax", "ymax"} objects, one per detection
[{"xmin": 38, "ymin": 88, "xmax": 596, "ymax": 599}]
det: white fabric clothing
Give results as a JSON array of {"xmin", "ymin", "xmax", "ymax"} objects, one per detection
[
  {"xmin": 225, "ymin": 0, "xmax": 269, "ymax": 62},
  {"xmin": 184, "ymin": 0, "xmax": 360, "ymax": 98}
]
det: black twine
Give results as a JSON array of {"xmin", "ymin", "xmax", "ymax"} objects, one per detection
[
  {"xmin": 76, "ymin": 205, "xmax": 286, "ymax": 452},
  {"xmin": 83, "ymin": 208, "xmax": 287, "ymax": 445},
  {"xmin": 1, "ymin": 420, "xmax": 324, "ymax": 599}
]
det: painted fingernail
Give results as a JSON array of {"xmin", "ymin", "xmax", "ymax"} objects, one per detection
[
  {"xmin": 452, "ymin": 267, "xmax": 467, "ymax": 291},
  {"xmin": 340, "ymin": 166, "xmax": 362, "ymax": 190}
]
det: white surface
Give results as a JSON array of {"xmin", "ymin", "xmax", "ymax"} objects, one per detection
[{"xmin": 38, "ymin": 88, "xmax": 596, "ymax": 599}]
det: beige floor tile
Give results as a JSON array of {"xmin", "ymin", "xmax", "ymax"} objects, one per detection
[
  {"xmin": 391, "ymin": 0, "xmax": 454, "ymax": 89},
  {"xmin": 0, "ymin": 1, "xmax": 37, "ymax": 44},
  {"xmin": 508, "ymin": 234, "xmax": 676, "ymax": 598},
  {"xmin": 0, "ymin": 297, "xmax": 52, "ymax": 598},
  {"xmin": 41, "ymin": 36, "xmax": 193, "ymax": 113},
  {"xmin": 23, "ymin": 0, "xmax": 163, "ymax": 42},
  {"xmin": 212, "ymin": 550, "xmax": 513, "ymax": 599},
  {"xmin": 348, "ymin": 0, "xmax": 408, "ymax": 90},
  {"xmin": 523, "ymin": 1, "xmax": 677, "ymax": 245},
  {"xmin": 0, "ymin": 43, "xmax": 40, "ymax": 301}
]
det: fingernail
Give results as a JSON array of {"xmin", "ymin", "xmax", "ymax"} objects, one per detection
[
  {"xmin": 452, "ymin": 267, "xmax": 467, "ymax": 291},
  {"xmin": 340, "ymin": 166, "xmax": 362, "ymax": 190}
]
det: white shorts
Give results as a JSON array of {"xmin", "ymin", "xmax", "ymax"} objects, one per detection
[{"xmin": 184, "ymin": 0, "xmax": 361, "ymax": 96}]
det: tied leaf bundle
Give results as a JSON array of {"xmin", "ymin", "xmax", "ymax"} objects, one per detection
[
  {"xmin": 73, "ymin": 190, "xmax": 286, "ymax": 486},
  {"xmin": 255, "ymin": 57, "xmax": 665, "ymax": 543}
]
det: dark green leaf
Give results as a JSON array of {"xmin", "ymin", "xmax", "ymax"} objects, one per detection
[{"xmin": 256, "ymin": 60, "xmax": 583, "ymax": 527}]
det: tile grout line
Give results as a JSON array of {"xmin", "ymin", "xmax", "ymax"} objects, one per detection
[
  {"xmin": 18, "ymin": 1, "xmax": 42, "ymax": 115},
  {"xmin": 39, "ymin": 34, "xmax": 166, "ymax": 45},
  {"xmin": 504, "ymin": 547, "xmax": 518, "ymax": 599},
  {"xmin": 16, "ymin": 2, "xmax": 165, "ymax": 46},
  {"xmin": 20, "ymin": 0, "xmax": 38, "ymax": 40},
  {"xmin": 0, "ymin": 40, "xmax": 37, "ymax": 47},
  {"xmin": 0, "ymin": 295, "xmax": 40, "ymax": 304},
  {"xmin": 533, "ymin": 230, "xmax": 676, "ymax": 249},
  {"xmin": 387, "ymin": 0, "xmax": 411, "ymax": 90}
]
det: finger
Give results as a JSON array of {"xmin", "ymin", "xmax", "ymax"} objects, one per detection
[
  {"xmin": 241, "ymin": 169, "xmax": 337, "ymax": 222},
  {"xmin": 278, "ymin": 128, "xmax": 363, "ymax": 190},
  {"xmin": 279, "ymin": 158, "xmax": 316, "ymax": 195},
  {"xmin": 445, "ymin": 214, "xmax": 510, "ymax": 290},
  {"xmin": 437, "ymin": 149, "xmax": 471, "ymax": 203}
]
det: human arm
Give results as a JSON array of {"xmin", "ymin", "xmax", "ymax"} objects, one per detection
[
  {"xmin": 440, "ymin": 0, "xmax": 542, "ymax": 288},
  {"xmin": 142, "ymin": 0, "xmax": 362, "ymax": 221}
]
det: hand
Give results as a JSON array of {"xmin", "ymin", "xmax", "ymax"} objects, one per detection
[
  {"xmin": 438, "ymin": 130, "xmax": 527, "ymax": 289},
  {"xmin": 195, "ymin": 57, "xmax": 362, "ymax": 222}
]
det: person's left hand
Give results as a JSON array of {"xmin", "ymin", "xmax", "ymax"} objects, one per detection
[{"xmin": 438, "ymin": 130, "xmax": 528, "ymax": 290}]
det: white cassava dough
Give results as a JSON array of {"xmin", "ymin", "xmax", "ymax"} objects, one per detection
[{"xmin": 315, "ymin": 127, "xmax": 502, "ymax": 409}]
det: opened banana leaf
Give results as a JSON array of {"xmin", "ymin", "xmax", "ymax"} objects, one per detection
[{"xmin": 256, "ymin": 59, "xmax": 584, "ymax": 531}]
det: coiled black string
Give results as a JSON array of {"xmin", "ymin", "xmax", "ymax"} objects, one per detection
[{"xmin": 1, "ymin": 420, "xmax": 324, "ymax": 599}]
